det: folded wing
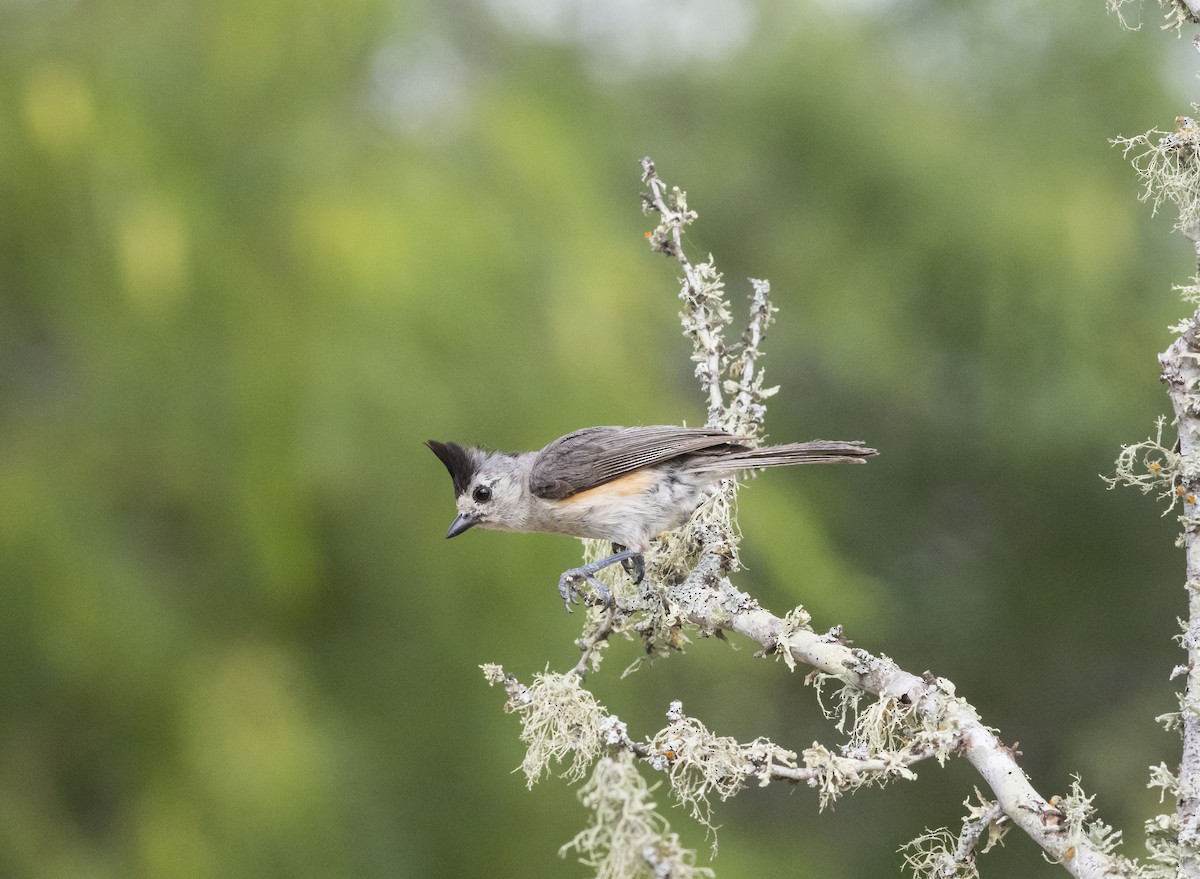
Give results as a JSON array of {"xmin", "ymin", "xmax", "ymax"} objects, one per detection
[{"xmin": 528, "ymin": 425, "xmax": 747, "ymax": 500}]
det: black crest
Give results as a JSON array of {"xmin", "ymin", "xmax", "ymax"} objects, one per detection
[{"xmin": 426, "ymin": 440, "xmax": 477, "ymax": 497}]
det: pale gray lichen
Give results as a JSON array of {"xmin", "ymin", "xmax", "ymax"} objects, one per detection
[
  {"xmin": 901, "ymin": 828, "xmax": 973, "ymax": 879},
  {"xmin": 482, "ymin": 665, "xmax": 611, "ymax": 786},
  {"xmin": 1108, "ymin": 0, "xmax": 1200, "ymax": 30},
  {"xmin": 1149, "ymin": 761, "xmax": 1182, "ymax": 803},
  {"xmin": 1050, "ymin": 776, "xmax": 1134, "ymax": 871},
  {"xmin": 560, "ymin": 752, "xmax": 714, "ymax": 879},
  {"xmin": 811, "ymin": 671, "xmax": 923, "ymax": 752},
  {"xmin": 484, "ymin": 665, "xmax": 802, "ymax": 857},
  {"xmin": 803, "ymin": 674, "xmax": 921, "ymax": 808},
  {"xmin": 653, "ymin": 484, "xmax": 743, "ymax": 588},
  {"xmin": 801, "ymin": 674, "xmax": 969, "ymax": 809},
  {"xmin": 1113, "ymin": 112, "xmax": 1200, "ymax": 237},
  {"xmin": 1146, "ymin": 759, "xmax": 1183, "ymax": 875},
  {"xmin": 801, "ymin": 741, "xmax": 919, "ymax": 812},
  {"xmin": 899, "ymin": 791, "xmax": 1009, "ymax": 879},
  {"xmin": 1171, "ymin": 276, "xmax": 1200, "ymax": 309},
  {"xmin": 1105, "ymin": 416, "xmax": 1182, "ymax": 514},
  {"xmin": 1145, "ymin": 760, "xmax": 1182, "ymax": 879},
  {"xmin": 772, "ymin": 605, "xmax": 814, "ymax": 672},
  {"xmin": 1158, "ymin": 708, "xmax": 1184, "ymax": 733},
  {"xmin": 648, "ymin": 700, "xmax": 797, "ymax": 841}
]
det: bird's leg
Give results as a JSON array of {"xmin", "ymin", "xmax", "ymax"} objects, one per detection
[
  {"xmin": 612, "ymin": 542, "xmax": 645, "ymax": 584},
  {"xmin": 558, "ymin": 548, "xmax": 643, "ymax": 612}
]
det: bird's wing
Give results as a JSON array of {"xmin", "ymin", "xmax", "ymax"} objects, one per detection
[{"xmin": 528, "ymin": 425, "xmax": 748, "ymax": 499}]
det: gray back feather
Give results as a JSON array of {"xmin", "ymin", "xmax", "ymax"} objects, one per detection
[{"xmin": 528, "ymin": 426, "xmax": 748, "ymax": 500}]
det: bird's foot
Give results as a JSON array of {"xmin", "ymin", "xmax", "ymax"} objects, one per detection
[
  {"xmin": 557, "ymin": 549, "xmax": 643, "ymax": 612},
  {"xmin": 557, "ymin": 569, "xmax": 612, "ymax": 612},
  {"xmin": 613, "ymin": 543, "xmax": 645, "ymax": 585}
]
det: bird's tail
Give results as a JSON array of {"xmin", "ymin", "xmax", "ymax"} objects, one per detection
[{"xmin": 684, "ymin": 440, "xmax": 877, "ymax": 472}]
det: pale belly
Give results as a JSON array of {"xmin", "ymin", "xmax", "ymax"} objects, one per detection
[{"xmin": 533, "ymin": 467, "xmax": 713, "ymax": 551}]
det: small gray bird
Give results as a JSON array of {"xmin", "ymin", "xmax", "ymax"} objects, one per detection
[{"xmin": 427, "ymin": 425, "xmax": 877, "ymax": 610}]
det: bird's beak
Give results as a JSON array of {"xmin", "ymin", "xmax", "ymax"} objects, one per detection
[{"xmin": 445, "ymin": 513, "xmax": 479, "ymax": 539}]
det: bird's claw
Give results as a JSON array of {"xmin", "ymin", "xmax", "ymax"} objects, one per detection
[
  {"xmin": 557, "ymin": 569, "xmax": 613, "ymax": 613},
  {"xmin": 612, "ymin": 543, "xmax": 644, "ymax": 585},
  {"xmin": 555, "ymin": 549, "xmax": 641, "ymax": 612}
]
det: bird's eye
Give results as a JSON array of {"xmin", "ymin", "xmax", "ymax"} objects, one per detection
[{"xmin": 472, "ymin": 485, "xmax": 492, "ymax": 503}]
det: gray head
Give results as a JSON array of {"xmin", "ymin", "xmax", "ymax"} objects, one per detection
[{"xmin": 426, "ymin": 440, "xmax": 530, "ymax": 538}]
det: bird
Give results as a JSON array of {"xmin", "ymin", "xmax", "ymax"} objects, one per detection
[{"xmin": 427, "ymin": 425, "xmax": 877, "ymax": 610}]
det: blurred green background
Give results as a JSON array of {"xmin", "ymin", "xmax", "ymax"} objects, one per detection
[{"xmin": 0, "ymin": 0, "xmax": 1194, "ymax": 876}]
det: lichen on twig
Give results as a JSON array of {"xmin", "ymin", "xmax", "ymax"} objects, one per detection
[
  {"xmin": 648, "ymin": 700, "xmax": 798, "ymax": 839},
  {"xmin": 561, "ymin": 752, "xmax": 715, "ymax": 879},
  {"xmin": 640, "ymin": 156, "xmax": 779, "ymax": 439},
  {"xmin": 900, "ymin": 790, "xmax": 1009, "ymax": 879},
  {"xmin": 1105, "ymin": 416, "xmax": 1182, "ymax": 514},
  {"xmin": 1112, "ymin": 113, "xmax": 1200, "ymax": 239},
  {"xmin": 1108, "ymin": 0, "xmax": 1200, "ymax": 31}
]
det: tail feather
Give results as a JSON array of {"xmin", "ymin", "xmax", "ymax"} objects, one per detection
[{"xmin": 684, "ymin": 440, "xmax": 877, "ymax": 472}]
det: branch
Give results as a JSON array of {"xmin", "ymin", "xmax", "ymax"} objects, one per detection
[
  {"xmin": 1115, "ymin": 106, "xmax": 1200, "ymax": 879},
  {"xmin": 727, "ymin": 278, "xmax": 776, "ymax": 437},
  {"xmin": 487, "ymin": 557, "xmax": 1129, "ymax": 876},
  {"xmin": 641, "ymin": 157, "xmax": 734, "ymax": 430},
  {"xmin": 484, "ymin": 666, "xmax": 940, "ymax": 826},
  {"xmin": 664, "ymin": 557, "xmax": 1130, "ymax": 879},
  {"xmin": 901, "ymin": 792, "xmax": 1010, "ymax": 879},
  {"xmin": 1160, "ymin": 271, "xmax": 1200, "ymax": 876}
]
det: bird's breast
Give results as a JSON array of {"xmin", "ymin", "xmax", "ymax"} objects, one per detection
[{"xmin": 533, "ymin": 466, "xmax": 712, "ymax": 550}]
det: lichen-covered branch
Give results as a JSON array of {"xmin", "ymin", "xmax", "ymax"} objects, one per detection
[
  {"xmin": 642, "ymin": 156, "xmax": 729, "ymax": 427},
  {"xmin": 483, "ymin": 663, "xmax": 942, "ymax": 850},
  {"xmin": 1114, "ymin": 101, "xmax": 1200, "ymax": 879},
  {"xmin": 1159, "ymin": 290, "xmax": 1200, "ymax": 877},
  {"xmin": 481, "ymin": 158, "xmax": 1136, "ymax": 878},
  {"xmin": 901, "ymin": 791, "xmax": 1009, "ymax": 879},
  {"xmin": 641, "ymin": 157, "xmax": 778, "ymax": 438},
  {"xmin": 726, "ymin": 278, "xmax": 778, "ymax": 436},
  {"xmin": 663, "ymin": 560, "xmax": 1132, "ymax": 879},
  {"xmin": 486, "ymin": 558, "xmax": 1131, "ymax": 877},
  {"xmin": 1113, "ymin": 115, "xmax": 1200, "ymax": 240},
  {"xmin": 562, "ymin": 752, "xmax": 716, "ymax": 879}
]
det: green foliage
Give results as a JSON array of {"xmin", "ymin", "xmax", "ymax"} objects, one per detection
[{"xmin": 0, "ymin": 1, "xmax": 1189, "ymax": 877}]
